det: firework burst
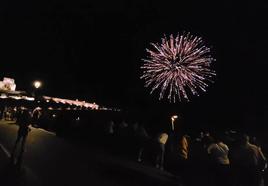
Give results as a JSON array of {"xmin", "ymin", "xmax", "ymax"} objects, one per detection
[{"xmin": 141, "ymin": 32, "xmax": 216, "ymax": 102}]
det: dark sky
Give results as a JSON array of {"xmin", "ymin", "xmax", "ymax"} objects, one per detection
[{"xmin": 1, "ymin": 0, "xmax": 268, "ymax": 130}]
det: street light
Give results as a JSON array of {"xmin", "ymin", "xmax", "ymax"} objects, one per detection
[
  {"xmin": 33, "ymin": 81, "xmax": 42, "ymax": 89},
  {"xmin": 32, "ymin": 81, "xmax": 42, "ymax": 99},
  {"xmin": 171, "ymin": 115, "xmax": 178, "ymax": 131}
]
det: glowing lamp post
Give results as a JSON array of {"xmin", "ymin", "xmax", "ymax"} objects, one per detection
[
  {"xmin": 32, "ymin": 81, "xmax": 42, "ymax": 98},
  {"xmin": 171, "ymin": 115, "xmax": 178, "ymax": 131}
]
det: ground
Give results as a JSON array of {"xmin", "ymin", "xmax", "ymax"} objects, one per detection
[{"xmin": 0, "ymin": 120, "xmax": 181, "ymax": 186}]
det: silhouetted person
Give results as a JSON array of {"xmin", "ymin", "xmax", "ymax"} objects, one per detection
[
  {"xmin": 177, "ymin": 134, "xmax": 189, "ymax": 161},
  {"xmin": 189, "ymin": 132, "xmax": 212, "ymax": 186},
  {"xmin": 207, "ymin": 135, "xmax": 231, "ymax": 186},
  {"xmin": 0, "ymin": 105, "xmax": 4, "ymax": 119},
  {"xmin": 103, "ymin": 120, "xmax": 115, "ymax": 148},
  {"xmin": 230, "ymin": 134, "xmax": 267, "ymax": 186},
  {"xmin": 104, "ymin": 120, "xmax": 115, "ymax": 136},
  {"xmin": 169, "ymin": 132, "xmax": 190, "ymax": 184},
  {"xmin": 155, "ymin": 132, "xmax": 168, "ymax": 170},
  {"xmin": 10, "ymin": 108, "xmax": 31, "ymax": 170},
  {"xmin": 118, "ymin": 119, "xmax": 128, "ymax": 138},
  {"xmin": 136, "ymin": 124, "xmax": 150, "ymax": 162},
  {"xmin": 32, "ymin": 107, "xmax": 42, "ymax": 127}
]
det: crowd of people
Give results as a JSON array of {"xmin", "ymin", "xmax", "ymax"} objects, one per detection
[
  {"xmin": 103, "ymin": 117, "xmax": 267, "ymax": 186},
  {"xmin": 0, "ymin": 105, "xmax": 267, "ymax": 186}
]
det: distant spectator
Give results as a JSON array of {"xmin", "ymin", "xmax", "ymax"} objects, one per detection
[
  {"xmin": 32, "ymin": 107, "xmax": 42, "ymax": 127},
  {"xmin": 136, "ymin": 124, "xmax": 150, "ymax": 163},
  {"xmin": 196, "ymin": 131, "xmax": 204, "ymax": 142},
  {"xmin": 207, "ymin": 136, "xmax": 230, "ymax": 165},
  {"xmin": 10, "ymin": 108, "xmax": 31, "ymax": 170},
  {"xmin": 189, "ymin": 132, "xmax": 212, "ymax": 186},
  {"xmin": 202, "ymin": 134, "xmax": 214, "ymax": 150},
  {"xmin": 178, "ymin": 134, "xmax": 189, "ymax": 160},
  {"xmin": 117, "ymin": 119, "xmax": 128, "ymax": 138},
  {"xmin": 230, "ymin": 134, "xmax": 267, "ymax": 186},
  {"xmin": 155, "ymin": 132, "xmax": 168, "ymax": 170},
  {"xmin": 207, "ymin": 135, "xmax": 230, "ymax": 186},
  {"xmin": 104, "ymin": 120, "xmax": 115, "ymax": 136},
  {"xmin": 170, "ymin": 133, "xmax": 190, "ymax": 185}
]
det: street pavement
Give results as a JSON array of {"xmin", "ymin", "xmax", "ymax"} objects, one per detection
[{"xmin": 0, "ymin": 120, "xmax": 182, "ymax": 186}]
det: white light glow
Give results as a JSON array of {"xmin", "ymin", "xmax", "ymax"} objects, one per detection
[{"xmin": 33, "ymin": 81, "xmax": 42, "ymax": 89}]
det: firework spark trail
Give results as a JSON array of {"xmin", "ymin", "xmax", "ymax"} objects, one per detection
[{"xmin": 141, "ymin": 32, "xmax": 216, "ymax": 102}]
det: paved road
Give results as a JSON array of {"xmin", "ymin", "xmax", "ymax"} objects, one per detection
[{"xmin": 0, "ymin": 120, "xmax": 181, "ymax": 186}]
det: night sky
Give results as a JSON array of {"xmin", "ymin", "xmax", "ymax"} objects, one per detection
[{"xmin": 1, "ymin": 0, "xmax": 268, "ymax": 131}]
